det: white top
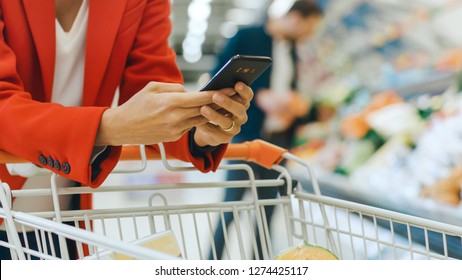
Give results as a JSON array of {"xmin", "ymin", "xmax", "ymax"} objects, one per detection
[
  {"xmin": 2, "ymin": 1, "xmax": 90, "ymax": 223},
  {"xmin": 52, "ymin": 0, "xmax": 89, "ymax": 106}
]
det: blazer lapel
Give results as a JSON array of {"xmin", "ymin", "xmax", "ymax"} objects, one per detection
[
  {"xmin": 22, "ymin": 0, "xmax": 56, "ymax": 102},
  {"xmin": 83, "ymin": 0, "xmax": 127, "ymax": 106}
]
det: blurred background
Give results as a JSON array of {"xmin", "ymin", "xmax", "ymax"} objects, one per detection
[
  {"xmin": 171, "ymin": 0, "xmax": 461, "ymax": 87},
  {"xmin": 172, "ymin": 0, "xmax": 332, "ymax": 82}
]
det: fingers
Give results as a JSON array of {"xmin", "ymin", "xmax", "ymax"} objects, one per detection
[
  {"xmin": 197, "ymin": 82, "xmax": 253, "ymax": 134},
  {"xmin": 230, "ymin": 94, "xmax": 245, "ymax": 105},
  {"xmin": 200, "ymin": 106, "xmax": 237, "ymax": 132},
  {"xmin": 234, "ymin": 82, "xmax": 253, "ymax": 109},
  {"xmin": 146, "ymin": 82, "xmax": 217, "ymax": 108},
  {"xmin": 146, "ymin": 81, "xmax": 187, "ymax": 93},
  {"xmin": 175, "ymin": 91, "xmax": 217, "ymax": 108},
  {"xmin": 138, "ymin": 82, "xmax": 252, "ymax": 146},
  {"xmin": 214, "ymin": 83, "xmax": 252, "ymax": 108},
  {"xmin": 210, "ymin": 92, "xmax": 248, "ymax": 126},
  {"xmin": 175, "ymin": 88, "xmax": 243, "ymax": 109},
  {"xmin": 181, "ymin": 115, "xmax": 210, "ymax": 130},
  {"xmin": 192, "ymin": 83, "xmax": 253, "ymax": 147},
  {"xmin": 178, "ymin": 107, "xmax": 204, "ymax": 119}
]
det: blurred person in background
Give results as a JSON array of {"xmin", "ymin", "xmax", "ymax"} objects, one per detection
[
  {"xmin": 0, "ymin": 0, "xmax": 253, "ymax": 259},
  {"xmin": 209, "ymin": 0, "xmax": 323, "ymax": 259}
]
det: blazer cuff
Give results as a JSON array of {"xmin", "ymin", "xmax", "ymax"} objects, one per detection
[
  {"xmin": 188, "ymin": 127, "xmax": 219, "ymax": 170},
  {"xmin": 89, "ymin": 146, "xmax": 121, "ymax": 187},
  {"xmin": 90, "ymin": 146, "xmax": 108, "ymax": 164},
  {"xmin": 189, "ymin": 127, "xmax": 218, "ymax": 157}
]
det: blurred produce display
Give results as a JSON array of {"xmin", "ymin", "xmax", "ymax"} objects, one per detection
[{"xmin": 291, "ymin": 0, "xmax": 462, "ymax": 207}]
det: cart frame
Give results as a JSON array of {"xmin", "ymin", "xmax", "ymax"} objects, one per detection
[{"xmin": 0, "ymin": 141, "xmax": 461, "ymax": 260}]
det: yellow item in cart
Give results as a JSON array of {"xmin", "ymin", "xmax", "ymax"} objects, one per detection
[
  {"xmin": 114, "ymin": 231, "xmax": 181, "ymax": 260},
  {"xmin": 84, "ymin": 230, "xmax": 182, "ymax": 260},
  {"xmin": 275, "ymin": 241, "xmax": 338, "ymax": 260}
]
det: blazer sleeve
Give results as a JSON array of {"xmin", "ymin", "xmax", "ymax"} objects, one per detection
[
  {"xmin": 0, "ymin": 9, "xmax": 119, "ymax": 188},
  {"xmin": 118, "ymin": 0, "xmax": 226, "ymax": 173}
]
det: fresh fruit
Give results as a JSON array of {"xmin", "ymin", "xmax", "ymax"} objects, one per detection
[
  {"xmin": 340, "ymin": 91, "xmax": 404, "ymax": 140},
  {"xmin": 275, "ymin": 241, "xmax": 338, "ymax": 260}
]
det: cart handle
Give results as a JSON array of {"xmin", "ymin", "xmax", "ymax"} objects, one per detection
[{"xmin": 0, "ymin": 140, "xmax": 287, "ymax": 169}]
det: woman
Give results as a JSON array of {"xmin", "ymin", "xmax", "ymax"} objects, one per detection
[{"xmin": 0, "ymin": 0, "xmax": 252, "ymax": 259}]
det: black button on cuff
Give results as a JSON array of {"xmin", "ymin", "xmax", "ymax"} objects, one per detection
[
  {"xmin": 47, "ymin": 156, "xmax": 54, "ymax": 167},
  {"xmin": 62, "ymin": 162, "xmax": 71, "ymax": 174},
  {"xmin": 38, "ymin": 155, "xmax": 47, "ymax": 165},
  {"xmin": 53, "ymin": 160, "xmax": 61, "ymax": 171}
]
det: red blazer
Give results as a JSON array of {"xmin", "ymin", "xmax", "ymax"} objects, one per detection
[{"xmin": 0, "ymin": 0, "xmax": 226, "ymax": 209}]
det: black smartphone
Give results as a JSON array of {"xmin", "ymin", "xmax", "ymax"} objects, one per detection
[{"xmin": 200, "ymin": 55, "xmax": 272, "ymax": 91}]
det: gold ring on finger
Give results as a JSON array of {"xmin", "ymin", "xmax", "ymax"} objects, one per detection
[{"xmin": 221, "ymin": 120, "xmax": 235, "ymax": 132}]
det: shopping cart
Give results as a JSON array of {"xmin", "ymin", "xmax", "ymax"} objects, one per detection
[{"xmin": 0, "ymin": 140, "xmax": 461, "ymax": 260}]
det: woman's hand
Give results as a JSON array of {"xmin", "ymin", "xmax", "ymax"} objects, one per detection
[
  {"xmin": 193, "ymin": 82, "xmax": 253, "ymax": 147},
  {"xmin": 96, "ymin": 82, "xmax": 218, "ymax": 146}
]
